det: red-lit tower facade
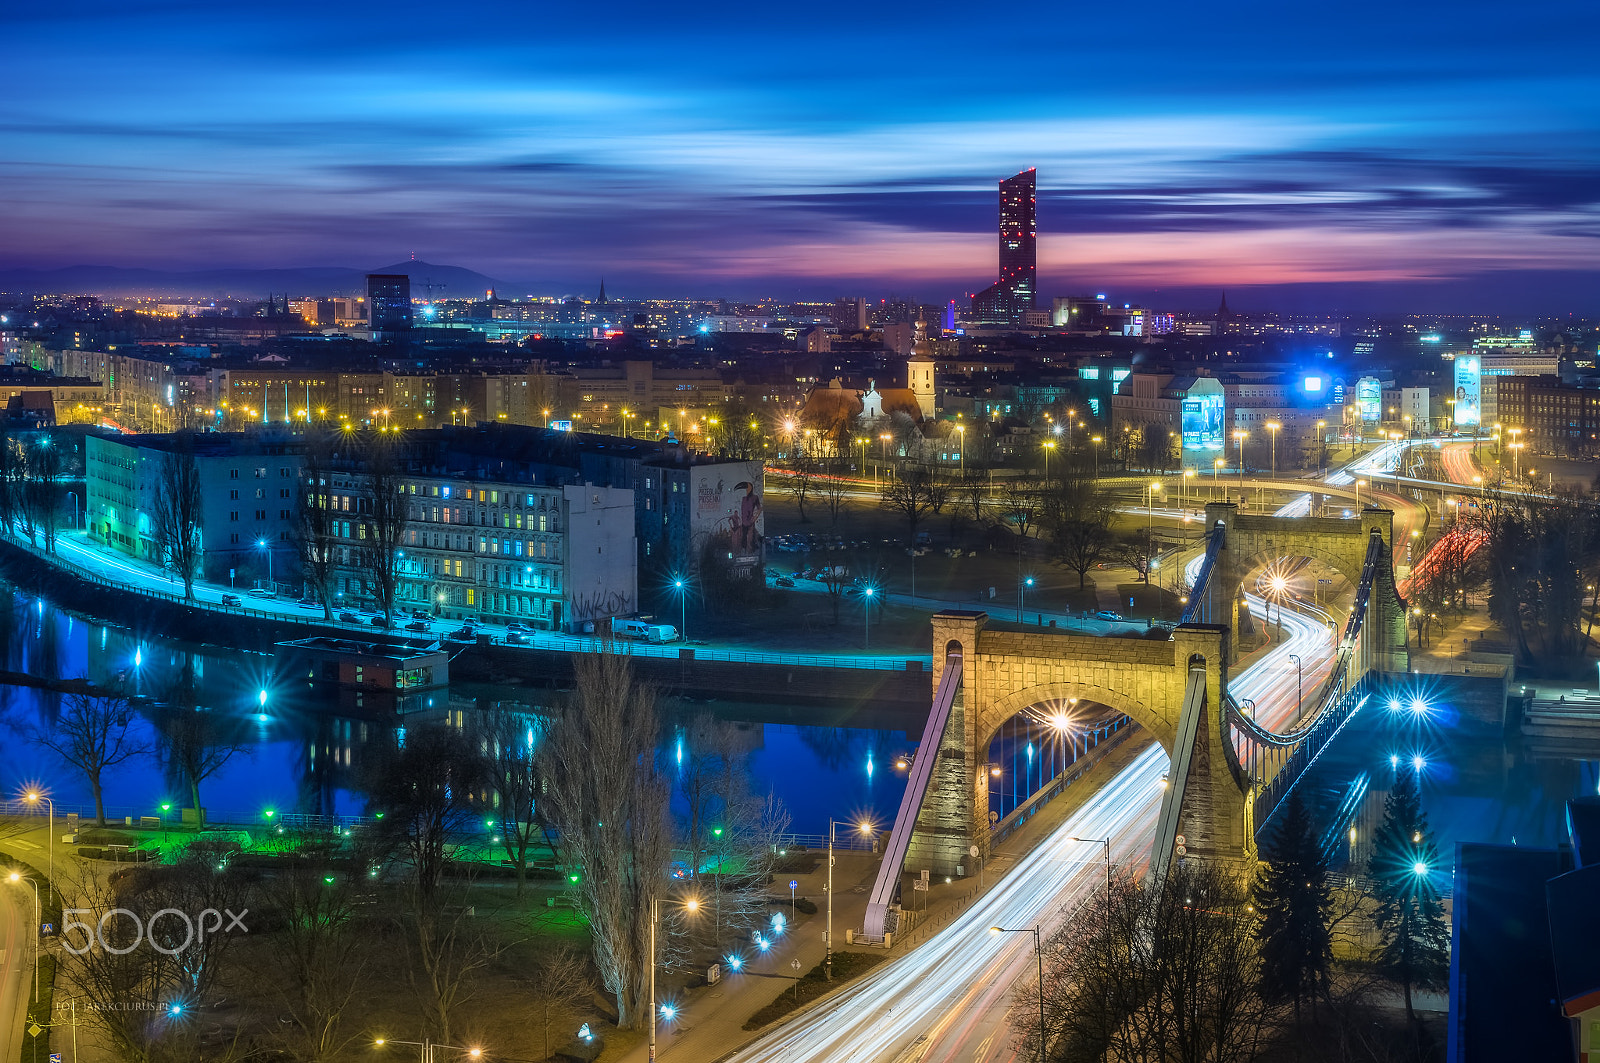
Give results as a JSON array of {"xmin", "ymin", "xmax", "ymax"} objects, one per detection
[{"xmin": 971, "ymin": 168, "xmax": 1038, "ymax": 324}]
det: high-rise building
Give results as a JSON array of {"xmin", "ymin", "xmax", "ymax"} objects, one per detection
[
  {"xmin": 367, "ymin": 274, "xmax": 412, "ymax": 335},
  {"xmin": 970, "ymin": 168, "xmax": 1037, "ymax": 324}
]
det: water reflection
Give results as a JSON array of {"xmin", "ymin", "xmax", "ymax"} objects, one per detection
[{"xmin": 0, "ymin": 590, "xmax": 911, "ymax": 834}]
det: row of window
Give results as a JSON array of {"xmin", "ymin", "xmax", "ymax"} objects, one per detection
[{"xmin": 229, "ymin": 509, "xmax": 290, "ymax": 522}]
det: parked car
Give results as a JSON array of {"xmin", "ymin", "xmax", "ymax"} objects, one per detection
[
  {"xmin": 505, "ymin": 631, "xmax": 529, "ymax": 645},
  {"xmin": 411, "ymin": 609, "xmax": 433, "ymax": 620},
  {"xmin": 338, "ymin": 611, "xmax": 361, "ymax": 624},
  {"xmin": 1094, "ymin": 610, "xmax": 1124, "ymax": 622},
  {"xmin": 405, "ymin": 620, "xmax": 431, "ymax": 633},
  {"xmin": 246, "ymin": 587, "xmax": 274, "ymax": 599},
  {"xmin": 446, "ymin": 627, "xmax": 476, "ymax": 642},
  {"xmin": 775, "ymin": 576, "xmax": 795, "ymax": 587},
  {"xmin": 369, "ymin": 616, "xmax": 389, "ymax": 627},
  {"xmin": 506, "ymin": 622, "xmax": 531, "ymax": 633},
  {"xmin": 295, "ymin": 598, "xmax": 321, "ymax": 610},
  {"xmin": 220, "ymin": 594, "xmax": 242, "ymax": 607}
]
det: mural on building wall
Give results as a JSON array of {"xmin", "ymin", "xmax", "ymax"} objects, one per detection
[{"xmin": 691, "ymin": 462, "xmax": 765, "ymax": 575}]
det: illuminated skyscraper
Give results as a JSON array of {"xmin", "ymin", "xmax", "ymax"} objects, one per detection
[{"xmin": 970, "ymin": 168, "xmax": 1037, "ymax": 324}]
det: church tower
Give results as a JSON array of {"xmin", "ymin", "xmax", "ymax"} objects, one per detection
[{"xmin": 906, "ymin": 317, "xmax": 936, "ymax": 419}]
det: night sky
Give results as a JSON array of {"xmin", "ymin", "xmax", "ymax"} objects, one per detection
[{"xmin": 5, "ymin": 0, "xmax": 1599, "ymax": 309}]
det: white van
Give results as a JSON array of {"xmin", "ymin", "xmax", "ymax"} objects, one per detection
[{"xmin": 611, "ymin": 618, "xmax": 679, "ymax": 643}]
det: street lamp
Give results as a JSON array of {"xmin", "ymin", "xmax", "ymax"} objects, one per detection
[
  {"xmin": 1355, "ymin": 478, "xmax": 1367, "ymax": 510},
  {"xmin": 257, "ymin": 538, "xmax": 274, "ymax": 592},
  {"xmin": 1090, "ymin": 435, "xmax": 1102, "ymax": 477},
  {"xmin": 1042, "ymin": 438, "xmax": 1055, "ymax": 479},
  {"xmin": 826, "ymin": 818, "xmax": 874, "ymax": 980},
  {"xmin": 672, "ymin": 578, "xmax": 687, "ymax": 642},
  {"xmin": 1265, "ymin": 422, "xmax": 1280, "ymax": 479},
  {"xmin": 1068, "ymin": 836, "xmax": 1112, "ymax": 910},
  {"xmin": 1233, "ymin": 429, "xmax": 1248, "ymax": 491},
  {"xmin": 649, "ymin": 895, "xmax": 701, "ymax": 1061},
  {"xmin": 956, "ymin": 425, "xmax": 966, "ymax": 478},
  {"xmin": 1288, "ymin": 653, "xmax": 1302, "ymax": 720},
  {"xmin": 21, "ymin": 790, "xmax": 53, "ymax": 895},
  {"xmin": 1018, "ymin": 575, "xmax": 1034, "ymax": 624},
  {"xmin": 989, "ymin": 925, "xmax": 1044, "ymax": 1063}
]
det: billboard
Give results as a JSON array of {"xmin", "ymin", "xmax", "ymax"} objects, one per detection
[
  {"xmin": 689, "ymin": 462, "xmax": 765, "ymax": 575},
  {"xmin": 1356, "ymin": 377, "xmax": 1382, "ymax": 423},
  {"xmin": 1453, "ymin": 357, "xmax": 1481, "ymax": 427},
  {"xmin": 1181, "ymin": 393, "xmax": 1225, "ymax": 452}
]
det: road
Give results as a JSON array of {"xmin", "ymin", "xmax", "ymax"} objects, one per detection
[
  {"xmin": 725, "ymin": 561, "xmax": 1335, "ymax": 1062},
  {"xmin": 0, "ymin": 886, "xmax": 28, "ymax": 1063}
]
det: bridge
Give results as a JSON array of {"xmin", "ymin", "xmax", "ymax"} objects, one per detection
[{"xmin": 861, "ymin": 506, "xmax": 1410, "ymax": 939}]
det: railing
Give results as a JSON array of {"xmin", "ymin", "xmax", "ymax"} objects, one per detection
[
  {"xmin": 1179, "ymin": 523, "xmax": 1224, "ymax": 626},
  {"xmin": 1224, "ymin": 530, "xmax": 1388, "ymax": 833}
]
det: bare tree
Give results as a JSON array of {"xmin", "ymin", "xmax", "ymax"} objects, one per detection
[
  {"xmin": 1111, "ymin": 528, "xmax": 1159, "ymax": 584},
  {"xmin": 0, "ymin": 431, "xmax": 19, "ymax": 532},
  {"xmin": 151, "ymin": 434, "xmax": 204, "ymax": 599},
  {"xmin": 880, "ymin": 464, "xmax": 940, "ymax": 546},
  {"xmin": 297, "ymin": 435, "xmax": 339, "ymax": 620},
  {"xmin": 1041, "ymin": 466, "xmax": 1116, "ymax": 589},
  {"xmin": 475, "ymin": 705, "xmax": 557, "ymax": 898},
  {"xmin": 257, "ymin": 861, "xmax": 372, "ymax": 1063},
  {"xmin": 21, "ymin": 434, "xmax": 64, "ymax": 552},
  {"xmin": 816, "ymin": 458, "xmax": 852, "ymax": 526},
  {"xmin": 358, "ymin": 436, "xmax": 409, "ymax": 628},
  {"xmin": 155, "ymin": 658, "xmax": 250, "ymax": 828},
  {"xmin": 30, "ymin": 689, "xmax": 149, "ymax": 825},
  {"xmin": 536, "ymin": 650, "xmax": 672, "ymax": 1029},
  {"xmin": 1015, "ymin": 861, "xmax": 1271, "ymax": 1063},
  {"xmin": 524, "ymin": 945, "xmax": 596, "ymax": 1059},
  {"xmin": 364, "ymin": 721, "xmax": 495, "ymax": 1042},
  {"xmin": 781, "ymin": 446, "xmax": 818, "ymax": 523}
]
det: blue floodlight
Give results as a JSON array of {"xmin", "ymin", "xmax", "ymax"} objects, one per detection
[
  {"xmin": 726, "ymin": 954, "xmax": 743, "ymax": 971},
  {"xmin": 1412, "ymin": 861, "xmax": 1428, "ymax": 876}
]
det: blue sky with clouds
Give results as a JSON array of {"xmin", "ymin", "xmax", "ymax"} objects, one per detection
[{"xmin": 3, "ymin": 0, "xmax": 1598, "ymax": 309}]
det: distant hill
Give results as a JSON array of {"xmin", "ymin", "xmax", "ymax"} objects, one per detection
[{"xmin": 0, "ymin": 260, "xmax": 508, "ymax": 300}]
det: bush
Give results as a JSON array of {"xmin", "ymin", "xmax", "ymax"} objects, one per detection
[{"xmin": 794, "ymin": 896, "xmax": 818, "ymax": 915}]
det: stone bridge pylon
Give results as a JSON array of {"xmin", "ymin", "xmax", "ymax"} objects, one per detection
[{"xmin": 906, "ymin": 613, "xmax": 1241, "ymax": 876}]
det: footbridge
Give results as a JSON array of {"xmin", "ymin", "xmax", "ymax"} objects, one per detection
[{"xmin": 860, "ymin": 507, "xmax": 1409, "ymax": 938}]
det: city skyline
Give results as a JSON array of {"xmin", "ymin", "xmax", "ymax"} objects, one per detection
[{"xmin": 1, "ymin": 0, "xmax": 1597, "ymax": 312}]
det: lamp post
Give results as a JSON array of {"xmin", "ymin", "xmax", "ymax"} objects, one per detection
[
  {"xmin": 1042, "ymin": 439, "xmax": 1055, "ymax": 480},
  {"xmin": 673, "ymin": 578, "xmax": 687, "ymax": 642},
  {"xmin": 6, "ymin": 870, "xmax": 41, "ymax": 1002},
  {"xmin": 1068, "ymin": 836, "xmax": 1112, "ymax": 910},
  {"xmin": 1355, "ymin": 478, "xmax": 1366, "ymax": 510},
  {"xmin": 957, "ymin": 425, "xmax": 965, "ymax": 479},
  {"xmin": 257, "ymin": 537, "xmax": 274, "ymax": 593},
  {"xmin": 1288, "ymin": 653, "xmax": 1302, "ymax": 720},
  {"xmin": 1090, "ymin": 435, "xmax": 1102, "ymax": 477},
  {"xmin": 21, "ymin": 790, "xmax": 52, "ymax": 898},
  {"xmin": 1147, "ymin": 480, "xmax": 1161, "ymax": 536},
  {"xmin": 1265, "ymin": 422, "xmax": 1279, "ymax": 479},
  {"xmin": 826, "ymin": 818, "xmax": 873, "ymax": 980},
  {"xmin": 1233, "ymin": 430, "xmax": 1248, "ymax": 493},
  {"xmin": 989, "ymin": 925, "xmax": 1044, "ymax": 1063},
  {"xmin": 1065, "ymin": 408, "xmax": 1076, "ymax": 450},
  {"xmin": 1018, "ymin": 575, "xmax": 1033, "ymax": 624},
  {"xmin": 649, "ymin": 895, "xmax": 700, "ymax": 1062},
  {"xmin": 863, "ymin": 587, "xmax": 876, "ymax": 650}
]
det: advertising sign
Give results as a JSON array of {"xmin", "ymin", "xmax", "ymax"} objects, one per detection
[
  {"xmin": 1453, "ymin": 357, "xmax": 1481, "ymax": 427},
  {"xmin": 1356, "ymin": 377, "xmax": 1382, "ymax": 423},
  {"xmin": 1180, "ymin": 378, "xmax": 1226, "ymax": 453}
]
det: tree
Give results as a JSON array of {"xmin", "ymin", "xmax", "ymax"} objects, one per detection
[
  {"xmin": 156, "ymin": 657, "xmax": 249, "ymax": 828},
  {"xmin": 817, "ymin": 458, "xmax": 852, "ymax": 526},
  {"xmin": 364, "ymin": 721, "xmax": 494, "ymax": 1042},
  {"xmin": 476, "ymin": 705, "xmax": 556, "ymax": 898},
  {"xmin": 536, "ymin": 650, "xmax": 672, "ymax": 1029},
  {"xmin": 0, "ymin": 431, "xmax": 19, "ymax": 532},
  {"xmin": 880, "ymin": 464, "xmax": 940, "ymax": 545},
  {"xmin": 1253, "ymin": 791, "xmax": 1334, "ymax": 1020},
  {"xmin": 1018, "ymin": 860, "xmax": 1270, "ymax": 1063},
  {"xmin": 358, "ymin": 436, "xmax": 409, "ymax": 628},
  {"xmin": 818, "ymin": 554, "xmax": 854, "ymax": 624},
  {"xmin": 1471, "ymin": 490, "xmax": 1598, "ymax": 668},
  {"xmin": 257, "ymin": 859, "xmax": 373, "ymax": 1063},
  {"xmin": 1111, "ymin": 528, "xmax": 1159, "ymax": 584},
  {"xmin": 1040, "ymin": 466, "xmax": 1116, "ymax": 589},
  {"xmin": 297, "ymin": 434, "xmax": 339, "ymax": 620},
  {"xmin": 151, "ymin": 434, "xmax": 204, "ymax": 599},
  {"xmin": 29, "ymin": 689, "xmax": 150, "ymax": 825},
  {"xmin": 1368, "ymin": 767, "xmax": 1450, "ymax": 1022},
  {"xmin": 21, "ymin": 434, "xmax": 64, "ymax": 553},
  {"xmin": 781, "ymin": 446, "xmax": 818, "ymax": 523},
  {"xmin": 524, "ymin": 945, "xmax": 596, "ymax": 1060}
]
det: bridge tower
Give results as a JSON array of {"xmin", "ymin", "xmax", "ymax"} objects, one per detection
[
  {"xmin": 907, "ymin": 612, "xmax": 1242, "ymax": 878},
  {"xmin": 1202, "ymin": 502, "xmax": 1408, "ymax": 673}
]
